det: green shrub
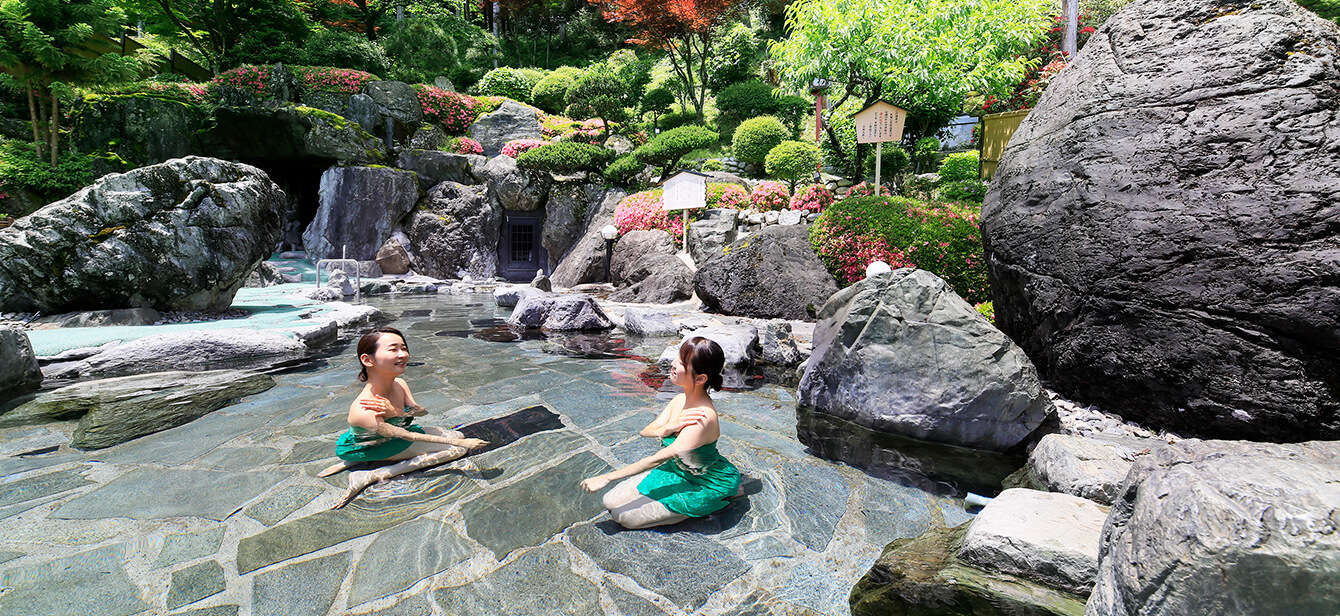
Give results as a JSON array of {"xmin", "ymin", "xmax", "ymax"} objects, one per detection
[
  {"xmin": 0, "ymin": 140, "xmax": 95, "ymax": 198},
  {"xmin": 714, "ymin": 81, "xmax": 777, "ymax": 139},
  {"xmin": 862, "ymin": 145, "xmax": 912, "ymax": 178},
  {"xmin": 939, "ymin": 179, "xmax": 989, "ymax": 203},
  {"xmin": 516, "ymin": 142, "xmax": 615, "ymax": 173},
  {"xmin": 657, "ymin": 109, "xmax": 697, "ymax": 131},
  {"xmin": 634, "ymin": 125, "xmax": 718, "ymax": 180},
  {"xmin": 937, "ymin": 151, "xmax": 980, "ymax": 182},
  {"xmin": 974, "ymin": 300, "xmax": 994, "ymax": 323},
  {"xmin": 706, "ymin": 23, "xmax": 761, "ymax": 94},
  {"xmin": 732, "ymin": 116, "xmax": 789, "ymax": 165},
  {"xmin": 297, "ymin": 28, "xmax": 390, "ymax": 76},
  {"xmin": 700, "ymin": 158, "xmax": 724, "ymax": 172},
  {"xmin": 775, "ymin": 95, "xmax": 812, "ymax": 138},
  {"xmin": 603, "ymin": 153, "xmax": 646, "ymax": 187},
  {"xmin": 531, "ymin": 67, "xmax": 583, "ymax": 114},
  {"xmin": 381, "ymin": 15, "xmax": 496, "ymax": 85},
  {"xmin": 641, "ymin": 87, "xmax": 675, "ymax": 128},
  {"xmin": 764, "ymin": 141, "xmax": 820, "ymax": 190},
  {"xmin": 564, "ymin": 67, "xmax": 629, "ymax": 131},
  {"xmin": 913, "ymin": 136, "xmax": 941, "ymax": 173},
  {"xmin": 475, "ymin": 67, "xmax": 533, "ymax": 102},
  {"xmin": 810, "ymin": 195, "xmax": 987, "ymax": 301},
  {"xmin": 517, "ymin": 68, "xmax": 546, "ymax": 89}
]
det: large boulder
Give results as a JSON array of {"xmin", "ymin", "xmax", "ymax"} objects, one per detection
[
  {"xmin": 31, "ymin": 308, "xmax": 162, "ymax": 328},
  {"xmin": 471, "ymin": 154, "xmax": 551, "ymax": 212},
  {"xmin": 362, "ymin": 81, "xmax": 423, "ymax": 144},
  {"xmin": 303, "ymin": 166, "xmax": 419, "ymax": 262},
  {"xmin": 622, "ymin": 307, "xmax": 679, "ymax": 337},
  {"xmin": 1089, "ymin": 439, "xmax": 1340, "ymax": 616},
  {"xmin": 203, "ymin": 106, "xmax": 386, "ymax": 164},
  {"xmin": 73, "ymin": 94, "xmax": 204, "ymax": 166},
  {"xmin": 687, "ymin": 208, "xmax": 739, "ymax": 265},
  {"xmin": 694, "ymin": 225, "xmax": 838, "ymax": 321},
  {"xmin": 1007, "ymin": 433, "xmax": 1156, "ymax": 506},
  {"xmin": 468, "ymin": 101, "xmax": 543, "ymax": 157},
  {"xmin": 541, "ymin": 182, "xmax": 591, "ymax": 265},
  {"xmin": 980, "ymin": 0, "xmax": 1340, "ymax": 441},
  {"xmin": 405, "ymin": 181, "xmax": 501, "ymax": 280},
  {"xmin": 0, "ymin": 326, "xmax": 42, "ymax": 403},
  {"xmin": 508, "ymin": 293, "xmax": 614, "ymax": 331},
  {"xmin": 958, "ymin": 488, "xmax": 1106, "ymax": 597},
  {"xmin": 609, "ymin": 254, "xmax": 694, "ymax": 304},
  {"xmin": 798, "ymin": 268, "xmax": 1055, "ymax": 452},
  {"xmin": 610, "ymin": 230, "xmax": 676, "ymax": 284},
  {"xmin": 0, "ymin": 157, "xmax": 285, "ymax": 313},
  {"xmin": 45, "ymin": 329, "xmax": 311, "ymax": 380},
  {"xmin": 551, "ymin": 188, "xmax": 627, "ymax": 288},
  {"xmin": 375, "ymin": 237, "xmax": 413, "ymax": 275},
  {"xmin": 395, "ymin": 149, "xmax": 472, "ymax": 190},
  {"xmin": 657, "ymin": 322, "xmax": 759, "ymax": 371}
]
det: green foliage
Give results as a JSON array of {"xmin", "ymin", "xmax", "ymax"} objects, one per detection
[
  {"xmin": 531, "ymin": 67, "xmax": 583, "ymax": 113},
  {"xmin": 603, "ymin": 153, "xmax": 646, "ymax": 187},
  {"xmin": 862, "ymin": 145, "xmax": 911, "ymax": 177},
  {"xmin": 913, "ymin": 137, "xmax": 941, "ymax": 172},
  {"xmin": 564, "ymin": 66, "xmax": 629, "ymax": 133},
  {"xmin": 0, "ymin": 140, "xmax": 94, "ymax": 196},
  {"xmin": 657, "ymin": 109, "xmax": 698, "ymax": 131},
  {"xmin": 609, "ymin": 49, "xmax": 653, "ymax": 100},
  {"xmin": 475, "ymin": 67, "xmax": 533, "ymax": 102},
  {"xmin": 811, "ymin": 195, "xmax": 988, "ymax": 301},
  {"xmin": 715, "ymin": 81, "xmax": 778, "ymax": 139},
  {"xmin": 707, "ymin": 23, "xmax": 761, "ymax": 94},
  {"xmin": 633, "ymin": 125, "xmax": 719, "ymax": 180},
  {"xmin": 700, "ymin": 158, "xmax": 724, "ymax": 172},
  {"xmin": 381, "ymin": 15, "xmax": 496, "ymax": 86},
  {"xmin": 1297, "ymin": 0, "xmax": 1340, "ymax": 23},
  {"xmin": 641, "ymin": 87, "xmax": 675, "ymax": 129},
  {"xmin": 937, "ymin": 151, "xmax": 979, "ymax": 182},
  {"xmin": 939, "ymin": 179, "xmax": 988, "ymax": 203},
  {"xmin": 775, "ymin": 95, "xmax": 811, "ymax": 137},
  {"xmin": 515, "ymin": 142, "xmax": 615, "ymax": 173},
  {"xmin": 298, "ymin": 28, "xmax": 391, "ymax": 76},
  {"xmin": 731, "ymin": 116, "xmax": 789, "ymax": 165},
  {"xmin": 764, "ymin": 140, "xmax": 820, "ymax": 190}
]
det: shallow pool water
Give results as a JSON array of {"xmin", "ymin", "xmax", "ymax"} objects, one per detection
[{"xmin": 0, "ymin": 292, "xmax": 972, "ymax": 616}]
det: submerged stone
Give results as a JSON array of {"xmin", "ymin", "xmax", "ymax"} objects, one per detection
[
  {"xmin": 0, "ymin": 545, "xmax": 148, "ymax": 616},
  {"xmin": 0, "ymin": 469, "xmax": 92, "ymax": 508},
  {"xmin": 252, "ymin": 551, "xmax": 350, "ymax": 616},
  {"xmin": 167, "ymin": 560, "xmax": 226, "ymax": 610},
  {"xmin": 434, "ymin": 543, "xmax": 600, "ymax": 615},
  {"xmin": 569, "ymin": 520, "xmax": 749, "ymax": 610},
  {"xmin": 347, "ymin": 518, "xmax": 474, "ymax": 607},
  {"xmin": 154, "ymin": 527, "xmax": 228, "ymax": 569},
  {"xmin": 460, "ymin": 451, "xmax": 610, "ymax": 559},
  {"xmin": 244, "ymin": 485, "xmax": 327, "ymax": 526},
  {"xmin": 52, "ymin": 468, "xmax": 285, "ymax": 521}
]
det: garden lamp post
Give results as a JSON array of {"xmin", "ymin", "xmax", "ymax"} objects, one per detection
[
  {"xmin": 601, "ymin": 224, "xmax": 618, "ymax": 283},
  {"xmin": 810, "ymin": 79, "xmax": 831, "ymax": 176}
]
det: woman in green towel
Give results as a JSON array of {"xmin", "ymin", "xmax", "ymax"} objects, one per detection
[
  {"xmin": 327, "ymin": 326, "xmax": 487, "ymax": 509},
  {"xmin": 580, "ymin": 336, "xmax": 741, "ymax": 529}
]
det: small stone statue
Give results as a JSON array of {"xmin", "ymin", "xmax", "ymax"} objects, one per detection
[{"xmin": 531, "ymin": 269, "xmax": 552, "ymax": 292}]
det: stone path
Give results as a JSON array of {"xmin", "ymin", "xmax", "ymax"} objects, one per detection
[{"xmin": 0, "ymin": 294, "xmax": 970, "ymax": 616}]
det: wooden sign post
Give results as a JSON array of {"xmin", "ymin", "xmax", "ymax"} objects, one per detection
[
  {"xmin": 661, "ymin": 170, "xmax": 710, "ymax": 256},
  {"xmin": 853, "ymin": 101, "xmax": 908, "ymax": 192}
]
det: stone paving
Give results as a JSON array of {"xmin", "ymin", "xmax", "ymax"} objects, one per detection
[{"xmin": 0, "ymin": 294, "xmax": 970, "ymax": 616}]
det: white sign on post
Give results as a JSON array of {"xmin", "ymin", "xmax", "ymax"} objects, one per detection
[
  {"xmin": 661, "ymin": 170, "xmax": 709, "ymax": 254},
  {"xmin": 853, "ymin": 101, "xmax": 908, "ymax": 192}
]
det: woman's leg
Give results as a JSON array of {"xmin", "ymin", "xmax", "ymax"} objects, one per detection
[
  {"xmin": 603, "ymin": 473, "xmax": 688, "ymax": 529},
  {"xmin": 333, "ymin": 428, "xmax": 469, "ymax": 509}
]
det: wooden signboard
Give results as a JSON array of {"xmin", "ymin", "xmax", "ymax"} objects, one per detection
[
  {"xmin": 853, "ymin": 101, "xmax": 908, "ymax": 190},
  {"xmin": 660, "ymin": 170, "xmax": 710, "ymax": 257}
]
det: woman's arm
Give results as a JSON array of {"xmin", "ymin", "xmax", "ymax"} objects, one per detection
[
  {"xmin": 396, "ymin": 378, "xmax": 428, "ymax": 417},
  {"xmin": 352, "ymin": 396, "xmax": 486, "ymax": 449},
  {"xmin": 580, "ymin": 420, "xmax": 713, "ymax": 492}
]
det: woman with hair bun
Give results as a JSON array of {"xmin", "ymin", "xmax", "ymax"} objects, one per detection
[{"xmin": 580, "ymin": 336, "xmax": 741, "ymax": 528}]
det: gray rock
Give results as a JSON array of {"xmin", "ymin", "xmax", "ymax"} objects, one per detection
[
  {"xmin": 434, "ymin": 543, "xmax": 600, "ymax": 616},
  {"xmin": 611, "ymin": 229, "xmax": 677, "ymax": 284},
  {"xmin": 778, "ymin": 209, "xmax": 804, "ymax": 226},
  {"xmin": 204, "ymin": 106, "xmax": 386, "ymax": 164},
  {"xmin": 154, "ymin": 527, "xmax": 227, "ymax": 569},
  {"xmin": 52, "ymin": 468, "xmax": 285, "ymax": 521},
  {"xmin": 325, "ymin": 270, "xmax": 356, "ymax": 296},
  {"xmin": 493, "ymin": 285, "xmax": 545, "ymax": 308},
  {"xmin": 704, "ymin": 171, "xmax": 750, "ymax": 188},
  {"xmin": 0, "ymin": 326, "xmax": 42, "ymax": 402},
  {"xmin": 317, "ymin": 259, "xmax": 381, "ymax": 278},
  {"xmin": 167, "ymin": 560, "xmax": 226, "ymax": 610},
  {"xmin": 757, "ymin": 319, "xmax": 801, "ymax": 366},
  {"xmin": 407, "ymin": 124, "xmax": 446, "ymax": 150},
  {"xmin": 52, "ymin": 330, "xmax": 310, "ymax": 380},
  {"xmin": 687, "ymin": 208, "xmax": 738, "ymax": 265},
  {"xmin": 658, "ymin": 322, "xmax": 758, "ymax": 370},
  {"xmin": 395, "ymin": 149, "xmax": 471, "ymax": 190},
  {"xmin": 798, "ymin": 269, "xmax": 1055, "ymax": 452},
  {"xmin": 1088, "ymin": 439, "xmax": 1340, "ymax": 616},
  {"xmin": 569, "ymin": 521, "xmax": 749, "ymax": 610},
  {"xmin": 303, "ymin": 166, "xmax": 419, "ymax": 262},
  {"xmin": 981, "ymin": 0, "xmax": 1340, "ymax": 442},
  {"xmin": 530, "ymin": 269, "xmax": 552, "ymax": 292},
  {"xmin": 1016, "ymin": 433, "xmax": 1156, "ymax": 505},
  {"xmin": 508, "ymin": 294, "xmax": 614, "ymax": 331},
  {"xmin": 375, "ymin": 237, "xmax": 413, "ymax": 275},
  {"xmin": 364, "ymin": 80, "xmax": 422, "ymax": 143},
  {"xmin": 694, "ymin": 225, "xmax": 837, "ymax": 321},
  {"xmin": 72, "ymin": 95, "xmax": 203, "ymax": 166},
  {"xmin": 244, "ymin": 262, "xmax": 284, "ymax": 288},
  {"xmin": 609, "ymin": 255, "xmax": 694, "ymax": 304},
  {"xmin": 468, "ymin": 101, "xmax": 543, "ymax": 157},
  {"xmin": 958, "ymin": 488, "xmax": 1106, "ymax": 597},
  {"xmin": 541, "ymin": 182, "xmax": 590, "ymax": 264},
  {"xmin": 0, "ymin": 545, "xmax": 149, "ymax": 616},
  {"xmin": 433, "ymin": 76, "xmax": 455, "ymax": 91},
  {"xmin": 406, "ymin": 181, "xmax": 501, "ymax": 280},
  {"xmin": 622, "ymin": 307, "xmax": 679, "ymax": 337},
  {"xmin": 0, "ymin": 157, "xmax": 285, "ymax": 313},
  {"xmin": 473, "ymin": 154, "xmax": 550, "ymax": 212},
  {"xmin": 551, "ymin": 188, "xmax": 626, "ymax": 288},
  {"xmin": 298, "ymin": 287, "xmax": 344, "ymax": 302},
  {"xmin": 347, "ymin": 518, "xmax": 474, "ymax": 608},
  {"xmin": 252, "ymin": 551, "xmax": 350, "ymax": 616}
]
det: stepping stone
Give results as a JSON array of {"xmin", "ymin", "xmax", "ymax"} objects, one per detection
[
  {"xmin": 52, "ymin": 468, "xmax": 285, "ymax": 521},
  {"xmin": 167, "ymin": 560, "xmax": 226, "ymax": 609},
  {"xmin": 461, "ymin": 451, "xmax": 610, "ymax": 559},
  {"xmin": 347, "ymin": 518, "xmax": 474, "ymax": 608},
  {"xmin": 154, "ymin": 527, "xmax": 227, "ymax": 569},
  {"xmin": 252, "ymin": 551, "xmax": 350, "ymax": 616},
  {"xmin": 245, "ymin": 486, "xmax": 327, "ymax": 526},
  {"xmin": 352, "ymin": 594, "xmax": 432, "ymax": 616},
  {"xmin": 0, "ymin": 469, "xmax": 92, "ymax": 508},
  {"xmin": 607, "ymin": 584, "xmax": 668, "ymax": 616},
  {"xmin": 468, "ymin": 429, "xmax": 586, "ymax": 485},
  {"xmin": 434, "ymin": 544, "xmax": 600, "ymax": 616},
  {"xmin": 777, "ymin": 456, "xmax": 848, "ymax": 552},
  {"xmin": 568, "ymin": 521, "xmax": 749, "ymax": 610},
  {"xmin": 0, "ymin": 544, "xmax": 148, "ymax": 616}
]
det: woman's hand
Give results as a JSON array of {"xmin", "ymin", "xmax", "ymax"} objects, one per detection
[
  {"xmin": 358, "ymin": 395, "xmax": 396, "ymax": 418},
  {"xmin": 658, "ymin": 409, "xmax": 709, "ymax": 437},
  {"xmin": 458, "ymin": 438, "xmax": 488, "ymax": 450},
  {"xmin": 406, "ymin": 403, "xmax": 428, "ymax": 417},
  {"xmin": 580, "ymin": 475, "xmax": 610, "ymax": 492}
]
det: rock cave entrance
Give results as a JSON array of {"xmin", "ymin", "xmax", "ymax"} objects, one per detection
[{"xmin": 244, "ymin": 160, "xmax": 329, "ymax": 254}]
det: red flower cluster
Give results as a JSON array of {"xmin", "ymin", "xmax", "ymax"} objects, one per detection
[
  {"xmin": 212, "ymin": 65, "xmax": 271, "ymax": 98},
  {"xmin": 501, "ymin": 139, "xmax": 548, "ymax": 158},
  {"xmin": 292, "ymin": 66, "xmax": 377, "ymax": 94},
  {"xmin": 448, "ymin": 137, "xmax": 484, "ymax": 155},
  {"xmin": 613, "ymin": 189, "xmax": 684, "ymax": 239},
  {"xmin": 789, "ymin": 184, "xmax": 834, "ymax": 213},
  {"xmin": 750, "ymin": 181, "xmax": 790, "ymax": 211},
  {"xmin": 415, "ymin": 85, "xmax": 481, "ymax": 134}
]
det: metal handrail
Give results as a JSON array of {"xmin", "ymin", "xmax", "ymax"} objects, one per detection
[{"xmin": 315, "ymin": 258, "xmax": 362, "ymax": 300}]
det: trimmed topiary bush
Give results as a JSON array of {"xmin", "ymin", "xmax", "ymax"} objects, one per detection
[
  {"xmin": 475, "ymin": 67, "xmax": 533, "ymax": 102},
  {"xmin": 614, "ymin": 188, "xmax": 684, "ymax": 239},
  {"xmin": 732, "ymin": 116, "xmax": 789, "ymax": 165},
  {"xmin": 862, "ymin": 145, "xmax": 912, "ymax": 178},
  {"xmin": 937, "ymin": 150, "xmax": 979, "ymax": 182},
  {"xmin": 415, "ymin": 85, "xmax": 481, "ymax": 134},
  {"xmin": 715, "ymin": 81, "xmax": 778, "ymax": 138},
  {"xmin": 515, "ymin": 142, "xmax": 615, "ymax": 173},
  {"xmin": 531, "ymin": 67, "xmax": 583, "ymax": 114},
  {"xmin": 750, "ymin": 181, "xmax": 790, "ymax": 211},
  {"xmin": 564, "ymin": 67, "xmax": 629, "ymax": 134},
  {"xmin": 764, "ymin": 140, "xmax": 821, "ymax": 190},
  {"xmin": 789, "ymin": 183, "xmax": 833, "ymax": 213},
  {"xmin": 810, "ymin": 195, "xmax": 987, "ymax": 301},
  {"xmin": 603, "ymin": 153, "xmax": 646, "ymax": 187},
  {"xmin": 502, "ymin": 138, "xmax": 548, "ymax": 158},
  {"xmin": 633, "ymin": 125, "xmax": 718, "ymax": 180}
]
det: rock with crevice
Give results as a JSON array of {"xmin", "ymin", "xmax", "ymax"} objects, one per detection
[
  {"xmin": 609, "ymin": 255, "xmax": 694, "ymax": 304},
  {"xmin": 610, "ymin": 230, "xmax": 677, "ymax": 285},
  {"xmin": 694, "ymin": 225, "xmax": 838, "ymax": 321},
  {"xmin": 1006, "ymin": 433, "xmax": 1157, "ymax": 505},
  {"xmin": 981, "ymin": 0, "xmax": 1340, "ymax": 442},
  {"xmin": 406, "ymin": 181, "xmax": 501, "ymax": 280},
  {"xmin": 471, "ymin": 154, "xmax": 551, "ymax": 212},
  {"xmin": 508, "ymin": 294, "xmax": 614, "ymax": 331},
  {"xmin": 551, "ymin": 188, "xmax": 627, "ymax": 288},
  {"xmin": 0, "ymin": 326, "xmax": 42, "ymax": 403},
  {"xmin": 468, "ymin": 101, "xmax": 543, "ymax": 157},
  {"xmin": 303, "ymin": 166, "xmax": 419, "ymax": 262}
]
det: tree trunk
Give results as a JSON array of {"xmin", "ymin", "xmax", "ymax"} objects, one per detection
[
  {"xmin": 492, "ymin": 0, "xmax": 500, "ymax": 68},
  {"xmin": 27, "ymin": 88, "xmax": 43, "ymax": 160},
  {"xmin": 1062, "ymin": 0, "xmax": 1079, "ymax": 57},
  {"xmin": 49, "ymin": 95, "xmax": 59, "ymax": 167}
]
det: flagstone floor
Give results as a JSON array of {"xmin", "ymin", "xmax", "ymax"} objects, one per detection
[{"xmin": 0, "ymin": 293, "xmax": 970, "ymax": 616}]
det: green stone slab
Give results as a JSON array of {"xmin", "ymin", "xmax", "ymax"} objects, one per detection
[
  {"xmin": 446, "ymin": 361, "xmax": 539, "ymax": 391},
  {"xmin": 252, "ymin": 551, "xmax": 350, "ymax": 616},
  {"xmin": 778, "ymin": 562, "xmax": 850, "ymax": 615},
  {"xmin": 346, "ymin": 518, "xmax": 474, "ymax": 608},
  {"xmin": 611, "ymin": 439, "xmax": 660, "ymax": 465},
  {"xmin": 280, "ymin": 414, "xmax": 348, "ymax": 438},
  {"xmin": 468, "ymin": 430, "xmax": 588, "ymax": 485},
  {"xmin": 588, "ymin": 414, "xmax": 656, "ymax": 447},
  {"xmin": 460, "ymin": 451, "xmax": 611, "ymax": 560},
  {"xmin": 215, "ymin": 385, "xmax": 333, "ymax": 418},
  {"xmin": 778, "ymin": 456, "xmax": 848, "ymax": 553},
  {"xmin": 281, "ymin": 439, "xmax": 338, "ymax": 465},
  {"xmin": 245, "ymin": 485, "xmax": 327, "ymax": 526},
  {"xmin": 568, "ymin": 521, "xmax": 749, "ymax": 611},
  {"xmin": 349, "ymin": 594, "xmax": 432, "ymax": 616},
  {"xmin": 0, "ymin": 468, "xmax": 92, "ymax": 507},
  {"xmin": 51, "ymin": 468, "xmax": 286, "ymax": 521},
  {"xmin": 92, "ymin": 410, "xmax": 272, "ymax": 466},
  {"xmin": 463, "ymin": 370, "xmax": 573, "ymax": 405},
  {"xmin": 539, "ymin": 379, "xmax": 629, "ymax": 429},
  {"xmin": 608, "ymin": 584, "xmax": 669, "ymax": 616},
  {"xmin": 859, "ymin": 473, "xmax": 947, "ymax": 548},
  {"xmin": 194, "ymin": 446, "xmax": 281, "ymax": 470},
  {"xmin": 0, "ymin": 550, "xmax": 22, "ymax": 564},
  {"xmin": 433, "ymin": 543, "xmax": 600, "ymax": 616},
  {"xmin": 0, "ymin": 544, "xmax": 148, "ymax": 616},
  {"xmin": 171, "ymin": 606, "xmax": 239, "ymax": 616},
  {"xmin": 154, "ymin": 527, "xmax": 227, "ymax": 569},
  {"xmin": 236, "ymin": 468, "xmax": 480, "ymax": 574},
  {"xmin": 167, "ymin": 560, "xmax": 226, "ymax": 610}
]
